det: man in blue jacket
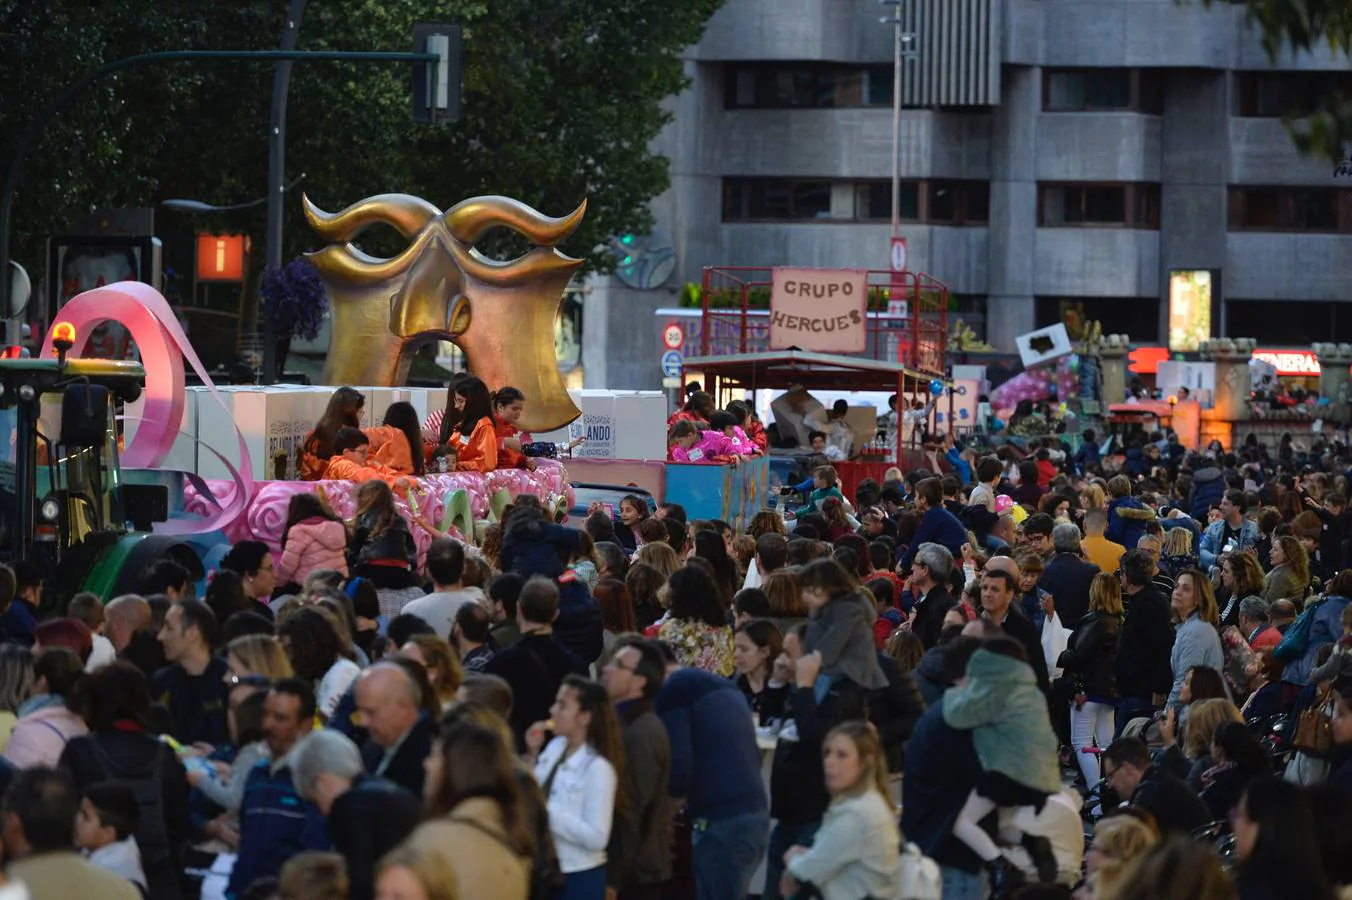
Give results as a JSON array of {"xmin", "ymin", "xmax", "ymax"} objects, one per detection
[
  {"xmin": 1199, "ymin": 489, "xmax": 1260, "ymax": 572},
  {"xmin": 901, "ymin": 477, "xmax": 968, "ymax": 571},
  {"xmin": 227, "ymin": 679, "xmax": 329, "ymax": 899},
  {"xmin": 655, "ymin": 659, "xmax": 769, "ymax": 900}
]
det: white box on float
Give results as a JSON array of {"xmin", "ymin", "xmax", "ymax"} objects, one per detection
[{"xmin": 612, "ymin": 391, "xmax": 667, "ymax": 460}]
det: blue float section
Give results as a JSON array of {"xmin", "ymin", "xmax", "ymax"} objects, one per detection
[{"xmin": 664, "ymin": 457, "xmax": 770, "ymax": 531}]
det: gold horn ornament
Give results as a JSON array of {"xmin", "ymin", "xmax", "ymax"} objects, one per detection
[{"xmin": 302, "ymin": 193, "xmax": 587, "ymax": 432}]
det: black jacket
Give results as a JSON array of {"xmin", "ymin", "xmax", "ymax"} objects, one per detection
[
  {"xmin": 501, "ymin": 510, "xmax": 581, "ymax": 580},
  {"xmin": 60, "ymin": 730, "xmax": 192, "ymax": 900},
  {"xmin": 329, "ymin": 775, "xmax": 422, "ymax": 900},
  {"xmin": 1114, "ymin": 585, "xmax": 1175, "ymax": 699},
  {"xmin": 993, "ymin": 606, "xmax": 1051, "ymax": 696},
  {"xmin": 1130, "ymin": 765, "xmax": 1211, "ymax": 836},
  {"xmin": 151, "ymin": 657, "xmax": 231, "ymax": 748},
  {"xmin": 361, "ymin": 714, "xmax": 435, "ymax": 798},
  {"xmin": 120, "ymin": 630, "xmax": 168, "ymax": 680},
  {"xmin": 1039, "ymin": 552, "xmax": 1101, "ymax": 626},
  {"xmin": 484, "ymin": 632, "xmax": 588, "ymax": 746},
  {"xmin": 911, "ymin": 586, "xmax": 957, "ymax": 650},
  {"xmin": 553, "ymin": 575, "xmax": 603, "ymax": 664},
  {"xmin": 770, "ymin": 678, "xmax": 868, "ymax": 825},
  {"xmin": 608, "ymin": 701, "xmax": 671, "ymax": 890},
  {"xmin": 1058, "ymin": 611, "xmax": 1122, "ymax": 700},
  {"xmin": 871, "ymin": 653, "xmax": 926, "ymax": 772}
]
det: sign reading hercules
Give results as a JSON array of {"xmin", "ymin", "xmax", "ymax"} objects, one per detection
[{"xmin": 769, "ymin": 267, "xmax": 868, "ymax": 353}]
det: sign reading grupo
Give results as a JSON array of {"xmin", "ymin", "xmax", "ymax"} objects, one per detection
[{"xmin": 769, "ymin": 267, "xmax": 868, "ymax": 353}]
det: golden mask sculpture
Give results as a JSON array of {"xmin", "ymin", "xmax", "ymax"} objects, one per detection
[{"xmin": 303, "ymin": 193, "xmax": 587, "ymax": 432}]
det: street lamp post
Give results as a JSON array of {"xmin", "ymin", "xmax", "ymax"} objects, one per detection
[
  {"xmin": 880, "ymin": 1, "xmax": 917, "ymax": 238},
  {"xmin": 162, "ymin": 174, "xmax": 306, "ymax": 215}
]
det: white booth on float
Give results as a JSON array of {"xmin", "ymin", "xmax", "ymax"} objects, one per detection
[{"xmin": 124, "ymin": 385, "xmax": 671, "ymax": 479}]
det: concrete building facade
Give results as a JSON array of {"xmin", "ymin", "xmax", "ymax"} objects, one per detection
[{"xmin": 584, "ymin": 0, "xmax": 1352, "ymax": 390}]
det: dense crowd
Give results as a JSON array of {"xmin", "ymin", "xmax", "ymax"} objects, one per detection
[{"xmin": 0, "ymin": 386, "xmax": 1347, "ymax": 900}]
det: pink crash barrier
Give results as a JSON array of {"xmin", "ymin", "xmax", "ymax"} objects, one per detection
[{"xmin": 184, "ymin": 461, "xmax": 573, "ymax": 569}]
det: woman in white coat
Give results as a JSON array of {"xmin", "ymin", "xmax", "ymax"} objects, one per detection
[
  {"xmin": 526, "ymin": 675, "xmax": 626, "ymax": 900},
  {"xmin": 780, "ymin": 721, "xmax": 900, "ymax": 900}
]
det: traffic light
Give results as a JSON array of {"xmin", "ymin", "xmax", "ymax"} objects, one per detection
[{"xmin": 412, "ymin": 23, "xmax": 463, "ymax": 124}]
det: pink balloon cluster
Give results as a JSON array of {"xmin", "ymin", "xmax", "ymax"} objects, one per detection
[
  {"xmin": 990, "ymin": 366, "xmax": 1055, "ymax": 410},
  {"xmin": 1055, "ymin": 356, "xmax": 1081, "ymax": 401}
]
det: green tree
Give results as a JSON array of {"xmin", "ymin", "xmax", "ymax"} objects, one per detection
[{"xmin": 1210, "ymin": 0, "xmax": 1352, "ymax": 162}]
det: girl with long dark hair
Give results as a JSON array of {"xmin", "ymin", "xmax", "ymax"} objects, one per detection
[
  {"xmin": 428, "ymin": 370, "xmax": 474, "ymax": 447},
  {"xmin": 441, "ymin": 376, "xmax": 498, "ymax": 473},
  {"xmin": 277, "ymin": 493, "xmax": 348, "ymax": 590},
  {"xmin": 365, "ymin": 400, "xmax": 427, "ymax": 477},
  {"xmin": 1231, "ymin": 777, "xmax": 1334, "ymax": 900},
  {"xmin": 301, "ymin": 386, "xmax": 364, "ymax": 480},
  {"xmin": 525, "ymin": 676, "xmax": 626, "ymax": 900},
  {"xmin": 658, "ymin": 565, "xmax": 735, "ymax": 675}
]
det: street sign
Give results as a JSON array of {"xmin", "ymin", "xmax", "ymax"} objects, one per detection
[
  {"xmin": 662, "ymin": 321, "xmax": 684, "ymax": 350},
  {"xmin": 661, "ymin": 350, "xmax": 683, "ymax": 378},
  {"xmin": 662, "ymin": 376, "xmax": 681, "ymax": 388},
  {"xmin": 890, "ymin": 236, "xmax": 908, "ymax": 274}
]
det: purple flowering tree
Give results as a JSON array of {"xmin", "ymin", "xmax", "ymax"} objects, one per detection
[{"xmin": 259, "ymin": 257, "xmax": 328, "ymax": 374}]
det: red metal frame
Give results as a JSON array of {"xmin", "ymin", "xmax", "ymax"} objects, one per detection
[{"xmin": 697, "ymin": 266, "xmax": 949, "ymax": 377}]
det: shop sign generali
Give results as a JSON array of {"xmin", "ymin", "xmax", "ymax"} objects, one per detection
[{"xmin": 769, "ymin": 267, "xmax": 868, "ymax": 353}]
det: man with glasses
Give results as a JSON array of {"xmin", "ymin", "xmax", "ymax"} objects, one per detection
[
  {"xmin": 1100, "ymin": 737, "xmax": 1209, "ymax": 836},
  {"xmin": 601, "ymin": 638, "xmax": 671, "ymax": 900}
]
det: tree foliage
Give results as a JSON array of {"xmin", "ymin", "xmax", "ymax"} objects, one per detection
[
  {"xmin": 1208, "ymin": 0, "xmax": 1352, "ymax": 163},
  {"xmin": 0, "ymin": 0, "xmax": 725, "ymax": 294}
]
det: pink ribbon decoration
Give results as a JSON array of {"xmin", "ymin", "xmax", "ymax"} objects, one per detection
[{"xmin": 41, "ymin": 281, "xmax": 254, "ymax": 536}]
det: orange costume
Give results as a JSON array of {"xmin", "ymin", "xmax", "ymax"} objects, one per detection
[
  {"xmin": 667, "ymin": 409, "xmax": 707, "ymax": 430},
  {"xmin": 745, "ymin": 419, "xmax": 768, "ymax": 452},
  {"xmin": 363, "ymin": 426, "xmax": 416, "ymax": 475},
  {"xmin": 493, "ymin": 416, "xmax": 534, "ymax": 470},
  {"xmin": 449, "ymin": 418, "xmax": 498, "ymax": 473},
  {"xmin": 324, "ymin": 454, "xmax": 405, "ymax": 486}
]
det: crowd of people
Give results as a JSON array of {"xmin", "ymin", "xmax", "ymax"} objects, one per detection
[{"xmin": 0, "ymin": 383, "xmax": 1349, "ymax": 900}]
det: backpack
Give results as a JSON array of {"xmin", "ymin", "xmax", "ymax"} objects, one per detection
[{"xmin": 90, "ymin": 738, "xmax": 174, "ymax": 872}]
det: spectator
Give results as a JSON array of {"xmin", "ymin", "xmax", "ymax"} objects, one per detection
[
  {"xmin": 278, "ymin": 607, "xmax": 360, "ymax": 721},
  {"xmin": 654, "ymin": 664, "xmax": 769, "ymax": 899},
  {"xmin": 599, "ymin": 638, "xmax": 671, "ymax": 900},
  {"xmin": 1105, "ymin": 476, "xmax": 1153, "ymax": 551},
  {"xmin": 657, "ymin": 566, "xmax": 734, "ymax": 676},
  {"xmin": 4, "ymin": 648, "xmax": 86, "ymax": 769},
  {"xmin": 398, "ymin": 635, "xmax": 462, "ymax": 712},
  {"xmin": 67, "ymin": 592, "xmax": 117, "ymax": 671},
  {"xmin": 1230, "ymin": 776, "xmax": 1334, "ymax": 900},
  {"xmin": 400, "ymin": 538, "xmax": 477, "ymax": 640},
  {"xmin": 1197, "ymin": 721, "xmax": 1270, "ymax": 821},
  {"xmin": 1059, "ymin": 573, "xmax": 1123, "ymax": 786},
  {"xmin": 105, "ymin": 595, "xmax": 166, "ymax": 678},
  {"xmin": 33, "ymin": 617, "xmax": 93, "ymax": 663},
  {"xmin": 977, "ymin": 569, "xmax": 1050, "ymax": 696},
  {"xmin": 1199, "ymin": 489, "xmax": 1259, "ymax": 572},
  {"xmin": 1039, "ymin": 523, "xmax": 1100, "ymax": 625},
  {"xmin": 1098, "ymin": 835, "xmax": 1235, "ymax": 900},
  {"xmin": 226, "ymin": 679, "xmax": 327, "ymax": 899},
  {"xmin": 1, "ymin": 767, "xmax": 140, "ymax": 899},
  {"xmin": 291, "ymin": 730, "xmax": 421, "ymax": 900},
  {"xmin": 488, "ymin": 572, "xmax": 526, "ymax": 651},
  {"xmin": 75, "ymin": 781, "xmax": 147, "ymax": 894},
  {"xmin": 901, "ymin": 478, "xmax": 968, "ymax": 570},
  {"xmin": 1080, "ymin": 509, "xmax": 1126, "ymax": 575},
  {"xmin": 59, "ymin": 662, "xmax": 190, "ymax": 900},
  {"xmin": 453, "ymin": 602, "xmax": 495, "ymax": 672},
  {"xmin": 1166, "ymin": 571, "xmax": 1224, "ymax": 711},
  {"xmin": 154, "ymin": 599, "xmax": 230, "ymax": 746},
  {"xmin": 278, "ymin": 852, "xmax": 349, "ymax": 900},
  {"xmin": 1082, "ymin": 811, "xmax": 1158, "ymax": 900},
  {"xmin": 139, "ymin": 559, "xmax": 192, "ymax": 603},
  {"xmin": 1100, "ymin": 737, "xmax": 1210, "ymax": 837},
  {"xmin": 0, "ymin": 561, "xmax": 43, "ymax": 647},
  {"xmin": 484, "ymin": 577, "xmax": 588, "ymax": 746},
  {"xmin": 594, "ymin": 542, "xmax": 629, "ymax": 583},
  {"xmin": 352, "ymin": 664, "xmax": 434, "ymax": 797},
  {"xmin": 907, "ymin": 543, "xmax": 958, "ymax": 650},
  {"xmin": 1113, "ymin": 550, "xmax": 1175, "ymax": 736}
]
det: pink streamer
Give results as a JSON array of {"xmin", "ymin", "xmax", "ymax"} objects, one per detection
[{"xmin": 42, "ymin": 281, "xmax": 254, "ymax": 536}]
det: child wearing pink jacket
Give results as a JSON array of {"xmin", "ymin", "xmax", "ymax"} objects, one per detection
[{"xmin": 276, "ymin": 493, "xmax": 349, "ymax": 588}]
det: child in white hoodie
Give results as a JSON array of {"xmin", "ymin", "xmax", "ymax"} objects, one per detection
[{"xmin": 75, "ymin": 782, "xmax": 147, "ymax": 896}]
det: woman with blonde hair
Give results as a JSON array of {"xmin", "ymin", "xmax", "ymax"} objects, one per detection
[
  {"xmin": 634, "ymin": 542, "xmax": 680, "ymax": 580},
  {"xmin": 1158, "ymin": 697, "xmax": 1243, "ymax": 791},
  {"xmin": 779, "ymin": 721, "xmax": 899, "ymax": 900},
  {"xmin": 1059, "ymin": 572, "xmax": 1124, "ymax": 785},
  {"xmin": 1167, "ymin": 571, "xmax": 1224, "ymax": 711},
  {"xmin": 400, "ymin": 635, "xmax": 463, "ymax": 711},
  {"xmin": 224, "ymin": 634, "xmax": 294, "ymax": 683},
  {"xmin": 1264, "ymin": 534, "xmax": 1310, "ymax": 604},
  {"xmin": 1080, "ymin": 482, "xmax": 1106, "ymax": 514},
  {"xmin": 480, "ymin": 525, "xmax": 504, "ymax": 573},
  {"xmin": 375, "ymin": 841, "xmax": 461, "ymax": 900},
  {"xmin": 1160, "ymin": 527, "xmax": 1197, "ymax": 580},
  {"xmin": 1080, "ymin": 811, "xmax": 1159, "ymax": 900},
  {"xmin": 1099, "ymin": 835, "xmax": 1236, "ymax": 900},
  {"xmin": 762, "ymin": 570, "xmax": 807, "ymax": 635}
]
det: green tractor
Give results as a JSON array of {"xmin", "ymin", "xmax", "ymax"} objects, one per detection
[{"xmin": 0, "ymin": 323, "xmax": 198, "ymax": 612}]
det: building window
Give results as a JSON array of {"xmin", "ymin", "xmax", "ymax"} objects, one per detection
[
  {"xmin": 725, "ymin": 65, "xmax": 837, "ymax": 108},
  {"xmin": 1228, "ymin": 186, "xmax": 1352, "ymax": 233},
  {"xmin": 1038, "ymin": 183, "xmax": 1160, "ymax": 228},
  {"xmin": 928, "ymin": 181, "xmax": 990, "ymax": 224},
  {"xmin": 855, "ymin": 182, "xmax": 920, "ymax": 222},
  {"xmin": 863, "ymin": 65, "xmax": 893, "ymax": 106},
  {"xmin": 723, "ymin": 179, "xmax": 832, "ymax": 221},
  {"xmin": 1043, "ymin": 69, "xmax": 1163, "ymax": 113},
  {"xmin": 1234, "ymin": 72, "xmax": 1352, "ymax": 117}
]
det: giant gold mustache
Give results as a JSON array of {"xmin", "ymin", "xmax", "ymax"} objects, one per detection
[{"xmin": 302, "ymin": 193, "xmax": 587, "ymax": 286}]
